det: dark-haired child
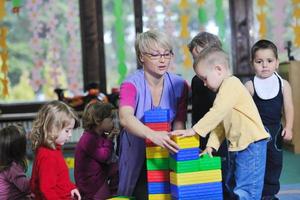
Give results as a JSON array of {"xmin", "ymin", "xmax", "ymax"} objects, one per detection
[
  {"xmin": 0, "ymin": 125, "xmax": 32, "ymax": 199},
  {"xmin": 75, "ymin": 102, "xmax": 119, "ymax": 200},
  {"xmin": 245, "ymin": 39, "xmax": 294, "ymax": 200}
]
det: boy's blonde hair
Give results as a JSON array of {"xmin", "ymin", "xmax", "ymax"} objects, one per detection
[
  {"xmin": 135, "ymin": 29, "xmax": 173, "ymax": 66},
  {"xmin": 30, "ymin": 101, "xmax": 79, "ymax": 150},
  {"xmin": 82, "ymin": 101, "xmax": 114, "ymax": 131},
  {"xmin": 193, "ymin": 46, "xmax": 229, "ymax": 71}
]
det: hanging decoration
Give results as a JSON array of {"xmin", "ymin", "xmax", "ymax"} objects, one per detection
[
  {"xmin": 197, "ymin": 0, "xmax": 207, "ymax": 29},
  {"xmin": 114, "ymin": 0, "xmax": 127, "ymax": 84},
  {"xmin": 0, "ymin": 0, "xmax": 9, "ymax": 97},
  {"xmin": 144, "ymin": 0, "xmax": 157, "ymax": 29},
  {"xmin": 162, "ymin": 0, "xmax": 175, "ymax": 36},
  {"xmin": 179, "ymin": 0, "xmax": 192, "ymax": 68},
  {"xmin": 0, "ymin": 0, "xmax": 5, "ymax": 21},
  {"xmin": 66, "ymin": 1, "xmax": 82, "ymax": 95},
  {"xmin": 46, "ymin": 0, "xmax": 62, "ymax": 90},
  {"xmin": 273, "ymin": 0, "xmax": 287, "ymax": 52},
  {"xmin": 12, "ymin": 0, "xmax": 22, "ymax": 14},
  {"xmin": 292, "ymin": 0, "xmax": 300, "ymax": 47},
  {"xmin": 162, "ymin": 0, "xmax": 176, "ymax": 72},
  {"xmin": 215, "ymin": 0, "xmax": 225, "ymax": 42},
  {"xmin": 27, "ymin": 0, "xmax": 45, "ymax": 92},
  {"xmin": 256, "ymin": 0, "xmax": 267, "ymax": 38}
]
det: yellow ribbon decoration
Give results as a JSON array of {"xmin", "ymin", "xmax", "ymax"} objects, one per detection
[
  {"xmin": 292, "ymin": 1, "xmax": 300, "ymax": 47},
  {"xmin": 1, "ymin": 78, "xmax": 8, "ymax": 96},
  {"xmin": 257, "ymin": 12, "xmax": 267, "ymax": 38},
  {"xmin": 0, "ymin": 2, "xmax": 8, "ymax": 97},
  {"xmin": 179, "ymin": 0, "xmax": 188, "ymax": 9},
  {"xmin": 180, "ymin": 15, "xmax": 189, "ymax": 38},
  {"xmin": 0, "ymin": 0, "xmax": 6, "ymax": 21},
  {"xmin": 293, "ymin": 7, "xmax": 300, "ymax": 18},
  {"xmin": 257, "ymin": 0, "xmax": 267, "ymax": 7},
  {"xmin": 293, "ymin": 25, "xmax": 300, "ymax": 47},
  {"xmin": 256, "ymin": 0, "xmax": 267, "ymax": 39},
  {"xmin": 182, "ymin": 46, "xmax": 192, "ymax": 68},
  {"xmin": 1, "ymin": 61, "xmax": 8, "ymax": 73},
  {"xmin": 196, "ymin": 0, "xmax": 205, "ymax": 6}
]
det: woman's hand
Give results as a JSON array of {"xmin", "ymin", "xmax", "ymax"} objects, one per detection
[
  {"xmin": 171, "ymin": 128, "xmax": 196, "ymax": 138},
  {"xmin": 147, "ymin": 130, "xmax": 179, "ymax": 154},
  {"xmin": 71, "ymin": 188, "xmax": 81, "ymax": 200}
]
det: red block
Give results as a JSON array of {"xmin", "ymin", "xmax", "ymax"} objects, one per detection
[
  {"xmin": 145, "ymin": 122, "xmax": 170, "ymax": 146},
  {"xmin": 147, "ymin": 170, "xmax": 170, "ymax": 182},
  {"xmin": 145, "ymin": 138, "xmax": 156, "ymax": 147},
  {"xmin": 145, "ymin": 122, "xmax": 171, "ymax": 131}
]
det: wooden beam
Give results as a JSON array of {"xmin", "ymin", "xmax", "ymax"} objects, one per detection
[
  {"xmin": 229, "ymin": 0, "xmax": 254, "ymax": 80},
  {"xmin": 79, "ymin": 0, "xmax": 107, "ymax": 93}
]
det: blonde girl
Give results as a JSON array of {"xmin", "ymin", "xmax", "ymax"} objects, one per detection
[{"xmin": 30, "ymin": 100, "xmax": 81, "ymax": 200}]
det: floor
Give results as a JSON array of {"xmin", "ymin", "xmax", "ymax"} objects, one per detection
[{"xmin": 277, "ymin": 150, "xmax": 300, "ymax": 200}]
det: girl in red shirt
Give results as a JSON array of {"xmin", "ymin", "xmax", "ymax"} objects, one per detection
[{"xmin": 30, "ymin": 101, "xmax": 81, "ymax": 200}]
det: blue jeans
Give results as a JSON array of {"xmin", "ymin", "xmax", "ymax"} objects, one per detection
[{"xmin": 225, "ymin": 139, "xmax": 268, "ymax": 200}]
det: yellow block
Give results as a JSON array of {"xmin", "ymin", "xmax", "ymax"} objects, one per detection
[
  {"xmin": 64, "ymin": 157, "xmax": 74, "ymax": 169},
  {"xmin": 170, "ymin": 169, "xmax": 222, "ymax": 185},
  {"xmin": 171, "ymin": 134, "xmax": 199, "ymax": 148},
  {"xmin": 148, "ymin": 194, "xmax": 171, "ymax": 200},
  {"xmin": 146, "ymin": 146, "xmax": 169, "ymax": 158}
]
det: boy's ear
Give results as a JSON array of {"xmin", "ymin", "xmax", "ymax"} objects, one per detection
[{"xmin": 215, "ymin": 64, "xmax": 223, "ymax": 73}]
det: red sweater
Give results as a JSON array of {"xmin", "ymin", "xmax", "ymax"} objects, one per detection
[{"xmin": 30, "ymin": 146, "xmax": 76, "ymax": 200}]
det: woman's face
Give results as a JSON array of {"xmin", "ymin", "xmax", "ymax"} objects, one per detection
[{"xmin": 140, "ymin": 45, "xmax": 173, "ymax": 78}]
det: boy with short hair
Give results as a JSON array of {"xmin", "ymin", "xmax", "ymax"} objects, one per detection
[{"xmin": 172, "ymin": 46, "xmax": 270, "ymax": 200}]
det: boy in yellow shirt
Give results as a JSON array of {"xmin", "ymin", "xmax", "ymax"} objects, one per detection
[{"xmin": 171, "ymin": 46, "xmax": 270, "ymax": 200}]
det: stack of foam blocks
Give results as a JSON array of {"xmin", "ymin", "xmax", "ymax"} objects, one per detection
[
  {"xmin": 169, "ymin": 135, "xmax": 223, "ymax": 200},
  {"xmin": 144, "ymin": 109, "xmax": 171, "ymax": 200}
]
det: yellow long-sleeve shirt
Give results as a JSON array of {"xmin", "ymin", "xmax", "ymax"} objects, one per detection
[{"xmin": 193, "ymin": 76, "xmax": 269, "ymax": 152}]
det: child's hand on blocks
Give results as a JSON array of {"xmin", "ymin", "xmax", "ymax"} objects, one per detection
[
  {"xmin": 171, "ymin": 128, "xmax": 196, "ymax": 138},
  {"xmin": 200, "ymin": 147, "xmax": 214, "ymax": 158}
]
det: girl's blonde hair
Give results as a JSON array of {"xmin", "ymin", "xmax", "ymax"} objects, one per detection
[
  {"xmin": 135, "ymin": 29, "xmax": 173, "ymax": 66},
  {"xmin": 30, "ymin": 101, "xmax": 79, "ymax": 150},
  {"xmin": 82, "ymin": 101, "xmax": 114, "ymax": 131}
]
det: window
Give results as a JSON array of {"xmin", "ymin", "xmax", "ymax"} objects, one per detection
[{"xmin": 0, "ymin": 0, "xmax": 82, "ymax": 103}]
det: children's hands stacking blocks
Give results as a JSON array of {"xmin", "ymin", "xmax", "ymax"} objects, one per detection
[{"xmin": 144, "ymin": 109, "xmax": 223, "ymax": 199}]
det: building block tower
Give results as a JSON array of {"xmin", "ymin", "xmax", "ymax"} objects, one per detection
[
  {"xmin": 170, "ymin": 135, "xmax": 223, "ymax": 199},
  {"xmin": 144, "ymin": 109, "xmax": 171, "ymax": 200}
]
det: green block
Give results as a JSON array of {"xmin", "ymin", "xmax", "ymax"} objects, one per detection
[
  {"xmin": 198, "ymin": 155, "xmax": 221, "ymax": 171},
  {"xmin": 169, "ymin": 158, "xmax": 200, "ymax": 173},
  {"xmin": 169, "ymin": 155, "xmax": 221, "ymax": 173},
  {"xmin": 146, "ymin": 158, "xmax": 169, "ymax": 170}
]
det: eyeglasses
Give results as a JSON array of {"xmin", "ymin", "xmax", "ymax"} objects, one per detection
[{"xmin": 143, "ymin": 51, "xmax": 173, "ymax": 60}]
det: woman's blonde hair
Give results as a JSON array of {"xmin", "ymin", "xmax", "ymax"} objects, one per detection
[
  {"xmin": 30, "ymin": 101, "xmax": 79, "ymax": 150},
  {"xmin": 82, "ymin": 101, "xmax": 114, "ymax": 131},
  {"xmin": 135, "ymin": 29, "xmax": 173, "ymax": 66}
]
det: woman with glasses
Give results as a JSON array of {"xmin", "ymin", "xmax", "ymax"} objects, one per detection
[{"xmin": 117, "ymin": 30, "xmax": 188, "ymax": 199}]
